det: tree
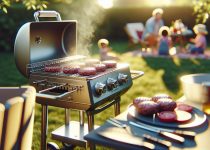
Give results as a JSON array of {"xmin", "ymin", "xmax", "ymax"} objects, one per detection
[
  {"xmin": 193, "ymin": 0, "xmax": 210, "ymax": 23},
  {"xmin": 0, "ymin": 0, "xmax": 73, "ymax": 13},
  {"xmin": 0, "ymin": 0, "xmax": 48, "ymax": 13}
]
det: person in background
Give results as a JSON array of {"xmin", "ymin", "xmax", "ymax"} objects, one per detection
[
  {"xmin": 143, "ymin": 8, "xmax": 164, "ymax": 54},
  {"xmin": 158, "ymin": 26, "xmax": 171, "ymax": 55},
  {"xmin": 98, "ymin": 39, "xmax": 119, "ymax": 61},
  {"xmin": 187, "ymin": 24, "xmax": 208, "ymax": 54}
]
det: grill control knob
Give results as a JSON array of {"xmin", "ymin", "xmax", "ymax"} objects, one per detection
[
  {"xmin": 118, "ymin": 73, "xmax": 128, "ymax": 84},
  {"xmin": 107, "ymin": 78, "xmax": 118, "ymax": 90},
  {"xmin": 95, "ymin": 82, "xmax": 106, "ymax": 95}
]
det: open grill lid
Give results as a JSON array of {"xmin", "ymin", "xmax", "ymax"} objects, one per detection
[{"xmin": 14, "ymin": 11, "xmax": 77, "ymax": 77}]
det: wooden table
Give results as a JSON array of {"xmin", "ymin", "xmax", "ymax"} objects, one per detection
[{"xmin": 84, "ymin": 102, "xmax": 210, "ymax": 150}]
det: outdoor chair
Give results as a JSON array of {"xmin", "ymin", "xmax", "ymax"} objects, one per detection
[
  {"xmin": 1, "ymin": 97, "xmax": 24, "ymax": 150},
  {"xmin": 19, "ymin": 86, "xmax": 36, "ymax": 150},
  {"xmin": 0, "ymin": 86, "xmax": 36, "ymax": 150},
  {"xmin": 0, "ymin": 103, "xmax": 5, "ymax": 147},
  {"xmin": 124, "ymin": 22, "xmax": 147, "ymax": 49}
]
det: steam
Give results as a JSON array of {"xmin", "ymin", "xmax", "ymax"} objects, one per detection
[{"xmin": 57, "ymin": 0, "xmax": 105, "ymax": 55}]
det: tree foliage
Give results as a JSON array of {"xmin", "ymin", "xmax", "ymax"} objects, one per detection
[
  {"xmin": 0, "ymin": 0, "xmax": 73, "ymax": 13},
  {"xmin": 0, "ymin": 0, "xmax": 48, "ymax": 13},
  {"xmin": 193, "ymin": 0, "xmax": 210, "ymax": 23}
]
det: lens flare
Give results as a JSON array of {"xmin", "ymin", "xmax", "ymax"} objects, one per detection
[
  {"xmin": 97, "ymin": 0, "xmax": 113, "ymax": 9},
  {"xmin": 169, "ymin": 47, "xmax": 177, "ymax": 55}
]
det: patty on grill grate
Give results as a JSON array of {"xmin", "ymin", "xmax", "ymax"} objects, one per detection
[{"xmin": 78, "ymin": 67, "xmax": 97, "ymax": 76}]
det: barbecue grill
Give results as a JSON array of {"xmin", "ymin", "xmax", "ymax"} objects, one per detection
[{"xmin": 14, "ymin": 11, "xmax": 144, "ymax": 150}]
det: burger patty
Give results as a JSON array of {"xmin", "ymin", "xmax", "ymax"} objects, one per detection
[
  {"xmin": 63, "ymin": 66, "xmax": 80, "ymax": 74},
  {"xmin": 78, "ymin": 67, "xmax": 97, "ymax": 76},
  {"xmin": 151, "ymin": 94, "xmax": 172, "ymax": 102},
  {"xmin": 102, "ymin": 60, "xmax": 117, "ymax": 68},
  {"xmin": 133, "ymin": 97, "xmax": 151, "ymax": 107},
  {"xmin": 156, "ymin": 98, "xmax": 177, "ymax": 111},
  {"xmin": 93, "ymin": 64, "xmax": 106, "ymax": 72},
  {"xmin": 45, "ymin": 66, "xmax": 62, "ymax": 73},
  {"xmin": 137, "ymin": 101, "xmax": 159, "ymax": 115}
]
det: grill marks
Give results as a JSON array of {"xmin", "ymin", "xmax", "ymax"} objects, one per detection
[
  {"xmin": 63, "ymin": 66, "xmax": 80, "ymax": 74},
  {"xmin": 44, "ymin": 66, "xmax": 62, "ymax": 73}
]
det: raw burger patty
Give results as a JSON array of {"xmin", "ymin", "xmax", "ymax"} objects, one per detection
[
  {"xmin": 102, "ymin": 60, "xmax": 117, "ymax": 68},
  {"xmin": 151, "ymin": 94, "xmax": 172, "ymax": 102},
  {"xmin": 133, "ymin": 97, "xmax": 151, "ymax": 107},
  {"xmin": 93, "ymin": 64, "xmax": 106, "ymax": 72},
  {"xmin": 44, "ymin": 66, "xmax": 61, "ymax": 73},
  {"xmin": 63, "ymin": 66, "xmax": 80, "ymax": 74},
  {"xmin": 157, "ymin": 111, "xmax": 177, "ymax": 123},
  {"xmin": 78, "ymin": 67, "xmax": 97, "ymax": 76},
  {"xmin": 176, "ymin": 103, "xmax": 193, "ymax": 113},
  {"xmin": 137, "ymin": 101, "xmax": 159, "ymax": 116},
  {"xmin": 156, "ymin": 98, "xmax": 177, "ymax": 111},
  {"xmin": 157, "ymin": 110, "xmax": 192, "ymax": 123}
]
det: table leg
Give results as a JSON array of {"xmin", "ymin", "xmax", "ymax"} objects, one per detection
[
  {"xmin": 114, "ymin": 97, "xmax": 121, "ymax": 116},
  {"xmin": 41, "ymin": 105, "xmax": 48, "ymax": 150},
  {"xmin": 65, "ymin": 109, "xmax": 70, "ymax": 125},
  {"xmin": 87, "ymin": 113, "xmax": 94, "ymax": 132},
  {"xmin": 79, "ymin": 110, "xmax": 85, "ymax": 126}
]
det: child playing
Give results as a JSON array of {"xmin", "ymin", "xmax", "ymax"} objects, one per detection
[
  {"xmin": 187, "ymin": 24, "xmax": 208, "ymax": 54},
  {"xmin": 98, "ymin": 39, "xmax": 119, "ymax": 61},
  {"xmin": 158, "ymin": 26, "xmax": 171, "ymax": 55}
]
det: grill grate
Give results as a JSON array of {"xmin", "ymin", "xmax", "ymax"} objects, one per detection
[{"xmin": 26, "ymin": 55, "xmax": 86, "ymax": 75}]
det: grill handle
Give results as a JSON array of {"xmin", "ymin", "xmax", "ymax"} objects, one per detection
[
  {"xmin": 34, "ymin": 10, "xmax": 62, "ymax": 22},
  {"xmin": 131, "ymin": 70, "xmax": 144, "ymax": 80},
  {"xmin": 36, "ymin": 89, "xmax": 76, "ymax": 100},
  {"xmin": 38, "ymin": 84, "xmax": 66, "ymax": 94}
]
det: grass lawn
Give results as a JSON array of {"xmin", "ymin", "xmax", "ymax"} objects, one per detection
[{"xmin": 0, "ymin": 41, "xmax": 210, "ymax": 149}]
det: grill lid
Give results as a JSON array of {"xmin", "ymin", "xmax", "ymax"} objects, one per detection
[{"xmin": 14, "ymin": 11, "xmax": 77, "ymax": 77}]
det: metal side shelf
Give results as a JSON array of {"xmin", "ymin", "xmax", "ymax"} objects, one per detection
[{"xmin": 51, "ymin": 121, "xmax": 99, "ymax": 148}]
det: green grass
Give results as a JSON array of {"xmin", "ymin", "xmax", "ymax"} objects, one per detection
[{"xmin": 1, "ymin": 42, "xmax": 210, "ymax": 149}]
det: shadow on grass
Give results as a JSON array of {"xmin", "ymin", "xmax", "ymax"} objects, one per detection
[{"xmin": 142, "ymin": 56, "xmax": 210, "ymax": 93}]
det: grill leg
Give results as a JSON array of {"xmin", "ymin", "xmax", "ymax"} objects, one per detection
[
  {"xmin": 41, "ymin": 105, "xmax": 48, "ymax": 150},
  {"xmin": 79, "ymin": 110, "xmax": 85, "ymax": 126},
  {"xmin": 87, "ymin": 113, "xmax": 94, "ymax": 132},
  {"xmin": 89, "ymin": 142, "xmax": 96, "ymax": 150},
  {"xmin": 65, "ymin": 109, "xmax": 70, "ymax": 125},
  {"xmin": 114, "ymin": 97, "xmax": 121, "ymax": 116}
]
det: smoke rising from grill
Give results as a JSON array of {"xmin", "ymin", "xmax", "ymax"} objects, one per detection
[{"xmin": 57, "ymin": 0, "xmax": 105, "ymax": 55}]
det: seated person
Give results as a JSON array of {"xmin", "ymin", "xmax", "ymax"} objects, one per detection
[
  {"xmin": 187, "ymin": 24, "xmax": 208, "ymax": 54},
  {"xmin": 158, "ymin": 26, "xmax": 171, "ymax": 55},
  {"xmin": 142, "ymin": 8, "xmax": 164, "ymax": 54},
  {"xmin": 98, "ymin": 39, "xmax": 119, "ymax": 61}
]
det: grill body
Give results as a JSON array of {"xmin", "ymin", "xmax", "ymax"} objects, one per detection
[{"xmin": 29, "ymin": 63, "xmax": 132, "ymax": 110}]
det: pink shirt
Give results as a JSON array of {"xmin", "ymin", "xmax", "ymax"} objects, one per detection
[{"xmin": 195, "ymin": 34, "xmax": 207, "ymax": 49}]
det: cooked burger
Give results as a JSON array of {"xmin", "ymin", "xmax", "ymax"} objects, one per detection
[
  {"xmin": 137, "ymin": 101, "xmax": 159, "ymax": 115},
  {"xmin": 93, "ymin": 64, "xmax": 106, "ymax": 72},
  {"xmin": 63, "ymin": 66, "xmax": 80, "ymax": 74},
  {"xmin": 102, "ymin": 60, "xmax": 117, "ymax": 68},
  {"xmin": 156, "ymin": 98, "xmax": 177, "ymax": 111},
  {"xmin": 78, "ymin": 67, "xmax": 97, "ymax": 76},
  {"xmin": 133, "ymin": 97, "xmax": 151, "ymax": 107},
  {"xmin": 151, "ymin": 94, "xmax": 172, "ymax": 102}
]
